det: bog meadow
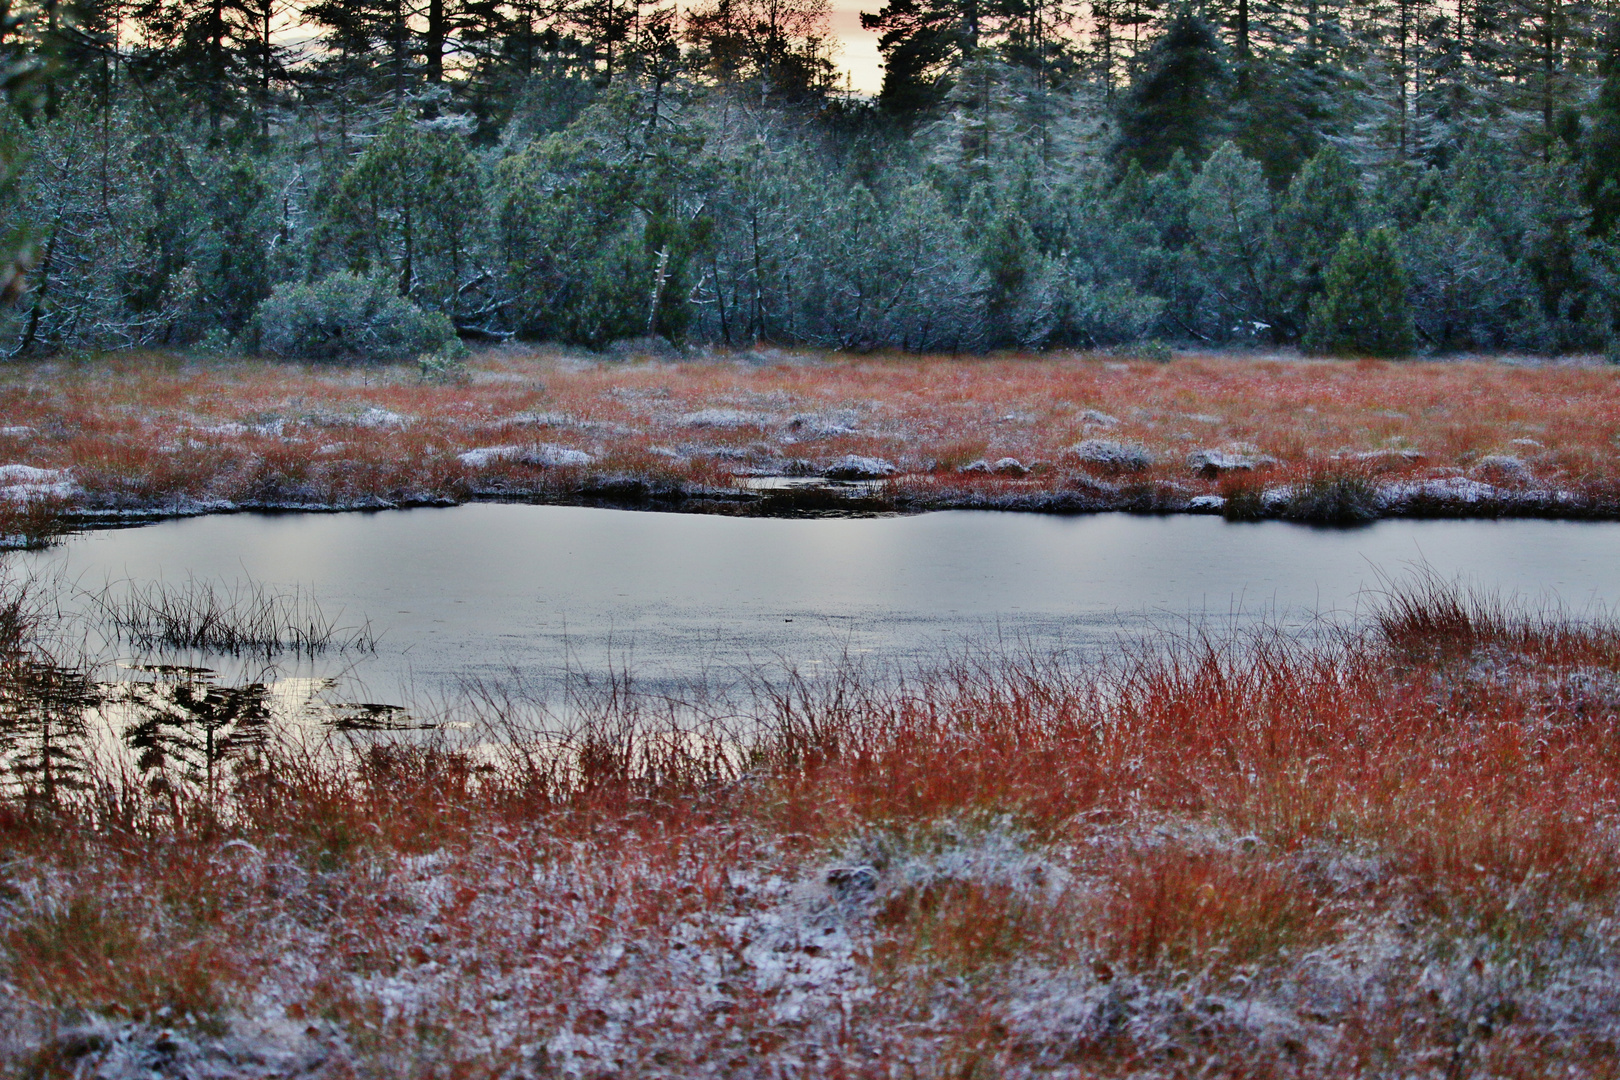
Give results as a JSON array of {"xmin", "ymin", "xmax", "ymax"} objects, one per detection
[{"xmin": 4, "ymin": 0, "xmax": 1620, "ymax": 1076}]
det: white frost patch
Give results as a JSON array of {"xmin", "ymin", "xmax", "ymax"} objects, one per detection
[
  {"xmin": 505, "ymin": 411, "xmax": 574, "ymax": 428},
  {"xmin": 1069, "ymin": 439, "xmax": 1154, "ymax": 472},
  {"xmin": 1347, "ymin": 447, "xmax": 1423, "ymax": 464},
  {"xmin": 355, "ymin": 408, "xmax": 407, "ymax": 429},
  {"xmin": 20, "ymin": 1015, "xmax": 336, "ymax": 1080},
  {"xmin": 0, "ymin": 464, "xmax": 75, "ymax": 502},
  {"xmin": 201, "ymin": 422, "xmax": 249, "ymax": 437},
  {"xmin": 1380, "ymin": 476, "xmax": 1504, "ymax": 505},
  {"xmin": 676, "ymin": 408, "xmax": 777, "ymax": 429},
  {"xmin": 0, "ymin": 464, "xmax": 59, "ymax": 485},
  {"xmin": 822, "ymin": 455, "xmax": 895, "ymax": 480},
  {"xmin": 959, "ymin": 457, "xmax": 1030, "ymax": 476},
  {"xmin": 1187, "ymin": 448, "xmax": 1275, "ymax": 475},
  {"xmin": 785, "ymin": 413, "xmax": 859, "ymax": 438},
  {"xmin": 1470, "ymin": 454, "xmax": 1530, "ymax": 482},
  {"xmin": 1080, "ymin": 409, "xmax": 1119, "ymax": 427},
  {"xmin": 0, "ymin": 426, "xmax": 34, "ymax": 438},
  {"xmin": 1188, "ymin": 494, "xmax": 1226, "ymax": 511},
  {"xmin": 458, "ymin": 444, "xmax": 593, "ymax": 468}
]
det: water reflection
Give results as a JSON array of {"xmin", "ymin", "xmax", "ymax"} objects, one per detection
[
  {"xmin": 0, "ymin": 658, "xmax": 100, "ymax": 805},
  {"xmin": 28, "ymin": 506, "xmax": 1620, "ymax": 710},
  {"xmin": 0, "ymin": 657, "xmax": 436, "ymax": 806}
]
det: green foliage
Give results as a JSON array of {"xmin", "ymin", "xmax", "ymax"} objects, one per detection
[
  {"xmin": 1404, "ymin": 216, "xmax": 1551, "ymax": 351},
  {"xmin": 1186, "ymin": 141, "xmax": 1275, "ymax": 340},
  {"xmin": 1228, "ymin": 53, "xmax": 1334, "ymax": 188},
  {"xmin": 967, "ymin": 184, "xmax": 1047, "ymax": 347},
  {"xmin": 3, "ymin": 0, "xmax": 1618, "ymax": 360},
  {"xmin": 320, "ymin": 114, "xmax": 484, "ymax": 319},
  {"xmin": 1304, "ymin": 228, "xmax": 1416, "ymax": 358},
  {"xmin": 1271, "ymin": 147, "xmax": 1362, "ymax": 340},
  {"xmin": 791, "ymin": 180, "xmax": 981, "ymax": 351},
  {"xmin": 251, "ymin": 271, "xmax": 457, "ymax": 361},
  {"xmin": 199, "ymin": 156, "xmax": 274, "ymax": 333},
  {"xmin": 860, "ymin": 0, "xmax": 977, "ymax": 117},
  {"xmin": 494, "ymin": 89, "xmax": 712, "ymax": 347},
  {"xmin": 1584, "ymin": 22, "xmax": 1620, "ymax": 239}
]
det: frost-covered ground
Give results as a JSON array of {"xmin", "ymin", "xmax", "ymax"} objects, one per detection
[
  {"xmin": 1, "ymin": 346, "xmax": 1618, "ymax": 544},
  {"xmin": 6, "ymin": 576, "xmax": 1620, "ymax": 1077}
]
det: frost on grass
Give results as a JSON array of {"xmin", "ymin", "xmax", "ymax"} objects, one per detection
[
  {"xmin": 1186, "ymin": 447, "xmax": 1274, "ymax": 476},
  {"xmin": 0, "ymin": 464, "xmax": 76, "ymax": 501},
  {"xmin": 1067, "ymin": 439, "xmax": 1154, "ymax": 473},
  {"xmin": 959, "ymin": 457, "xmax": 1030, "ymax": 476},
  {"xmin": 822, "ymin": 455, "xmax": 896, "ymax": 480},
  {"xmin": 353, "ymin": 407, "xmax": 408, "ymax": 429},
  {"xmin": 457, "ymin": 444, "xmax": 594, "ymax": 468},
  {"xmin": 675, "ymin": 408, "xmax": 778, "ymax": 429},
  {"xmin": 783, "ymin": 412, "xmax": 860, "ymax": 439},
  {"xmin": 1470, "ymin": 453, "xmax": 1531, "ymax": 483},
  {"xmin": 10, "ymin": 576, "xmax": 1620, "ymax": 1074},
  {"xmin": 5, "ymin": 351, "xmax": 1620, "ymax": 523}
]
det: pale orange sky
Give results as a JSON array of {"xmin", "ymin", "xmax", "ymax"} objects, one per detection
[{"xmin": 830, "ymin": 5, "xmax": 884, "ymax": 95}]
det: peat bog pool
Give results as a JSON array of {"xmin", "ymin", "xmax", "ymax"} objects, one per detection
[{"xmin": 18, "ymin": 504, "xmax": 1620, "ymax": 719}]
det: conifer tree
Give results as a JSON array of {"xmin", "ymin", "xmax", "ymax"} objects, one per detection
[
  {"xmin": 1113, "ymin": 6, "xmax": 1229, "ymax": 173},
  {"xmin": 1583, "ymin": 18, "xmax": 1620, "ymax": 237},
  {"xmin": 1304, "ymin": 227, "xmax": 1416, "ymax": 356},
  {"xmin": 684, "ymin": 0, "xmax": 838, "ymax": 103},
  {"xmin": 1271, "ymin": 146, "xmax": 1361, "ymax": 338},
  {"xmin": 320, "ymin": 113, "xmax": 484, "ymax": 320}
]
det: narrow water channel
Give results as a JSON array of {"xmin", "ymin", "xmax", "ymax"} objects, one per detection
[{"xmin": 21, "ymin": 505, "xmax": 1620, "ymax": 705}]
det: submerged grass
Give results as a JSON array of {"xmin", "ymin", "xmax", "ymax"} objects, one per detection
[
  {"xmin": 2, "ymin": 572, "xmax": 1620, "ymax": 1074},
  {"xmin": 86, "ymin": 575, "xmax": 377, "ymax": 657}
]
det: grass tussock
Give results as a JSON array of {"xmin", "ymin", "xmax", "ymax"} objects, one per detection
[{"xmin": 3, "ymin": 573, "xmax": 1620, "ymax": 1074}]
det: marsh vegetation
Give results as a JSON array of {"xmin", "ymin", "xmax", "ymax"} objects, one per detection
[
  {"xmin": 1, "ymin": 565, "xmax": 1619, "ymax": 1075},
  {"xmin": 1, "ymin": 349, "xmax": 1618, "ymax": 546}
]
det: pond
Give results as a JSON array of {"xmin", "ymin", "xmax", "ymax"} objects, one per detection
[{"xmin": 21, "ymin": 504, "xmax": 1620, "ymax": 711}]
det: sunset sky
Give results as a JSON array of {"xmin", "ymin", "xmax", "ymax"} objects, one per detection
[{"xmin": 829, "ymin": 4, "xmax": 884, "ymax": 95}]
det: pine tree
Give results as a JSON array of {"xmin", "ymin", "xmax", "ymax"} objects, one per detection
[
  {"xmin": 1271, "ymin": 146, "xmax": 1361, "ymax": 338},
  {"xmin": 684, "ymin": 0, "xmax": 838, "ymax": 103},
  {"xmin": 320, "ymin": 113, "xmax": 484, "ymax": 320},
  {"xmin": 861, "ymin": 0, "xmax": 988, "ymax": 116},
  {"xmin": 1304, "ymin": 227, "xmax": 1416, "ymax": 355}
]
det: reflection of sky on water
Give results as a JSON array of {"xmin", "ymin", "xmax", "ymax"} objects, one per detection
[{"xmin": 21, "ymin": 505, "xmax": 1620, "ymax": 709}]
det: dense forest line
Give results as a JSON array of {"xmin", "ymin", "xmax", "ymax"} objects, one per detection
[{"xmin": 2, "ymin": 0, "xmax": 1620, "ymax": 358}]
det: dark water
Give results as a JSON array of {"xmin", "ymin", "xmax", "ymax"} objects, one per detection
[{"xmin": 21, "ymin": 505, "xmax": 1620, "ymax": 705}]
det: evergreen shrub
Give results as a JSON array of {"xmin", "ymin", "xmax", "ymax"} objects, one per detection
[
  {"xmin": 252, "ymin": 273, "xmax": 457, "ymax": 362},
  {"xmin": 1304, "ymin": 229, "xmax": 1416, "ymax": 357}
]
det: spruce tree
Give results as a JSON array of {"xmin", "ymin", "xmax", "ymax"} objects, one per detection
[{"xmin": 1303, "ymin": 227, "xmax": 1416, "ymax": 356}]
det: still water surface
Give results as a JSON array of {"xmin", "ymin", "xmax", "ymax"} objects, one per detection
[{"xmin": 22, "ymin": 505, "xmax": 1620, "ymax": 703}]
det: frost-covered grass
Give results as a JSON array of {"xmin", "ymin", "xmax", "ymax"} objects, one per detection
[
  {"xmin": 5, "ymin": 575, "xmax": 1620, "ymax": 1076},
  {"xmin": 1, "ymin": 346, "xmax": 1618, "ymax": 537}
]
